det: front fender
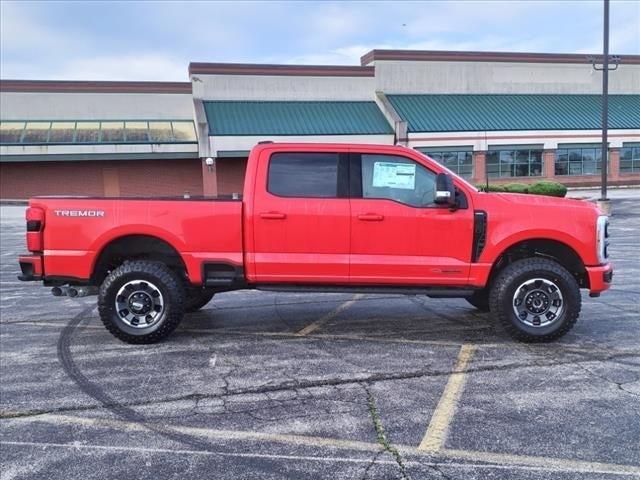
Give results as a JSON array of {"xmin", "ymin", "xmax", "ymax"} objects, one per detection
[{"xmin": 483, "ymin": 228, "xmax": 592, "ymax": 266}]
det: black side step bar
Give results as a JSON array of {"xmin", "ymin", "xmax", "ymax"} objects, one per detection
[{"xmin": 256, "ymin": 284, "xmax": 475, "ymax": 298}]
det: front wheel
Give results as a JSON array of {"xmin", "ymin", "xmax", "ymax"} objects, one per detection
[
  {"xmin": 489, "ymin": 258, "xmax": 581, "ymax": 342},
  {"xmin": 98, "ymin": 260, "xmax": 185, "ymax": 344}
]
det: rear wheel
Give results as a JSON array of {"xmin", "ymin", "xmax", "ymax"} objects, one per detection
[
  {"xmin": 489, "ymin": 258, "xmax": 581, "ymax": 342},
  {"xmin": 185, "ymin": 288, "xmax": 215, "ymax": 312},
  {"xmin": 98, "ymin": 260, "xmax": 185, "ymax": 344}
]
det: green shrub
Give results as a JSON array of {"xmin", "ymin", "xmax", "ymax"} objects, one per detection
[
  {"xmin": 476, "ymin": 184, "xmax": 506, "ymax": 192},
  {"xmin": 477, "ymin": 181, "xmax": 567, "ymax": 197},
  {"xmin": 528, "ymin": 181, "xmax": 568, "ymax": 197},
  {"xmin": 503, "ymin": 183, "xmax": 529, "ymax": 193}
]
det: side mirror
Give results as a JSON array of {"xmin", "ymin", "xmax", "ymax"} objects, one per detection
[{"xmin": 435, "ymin": 173, "xmax": 456, "ymax": 206}]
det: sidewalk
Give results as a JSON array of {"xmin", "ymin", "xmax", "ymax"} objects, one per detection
[{"xmin": 566, "ymin": 187, "xmax": 640, "ymax": 200}]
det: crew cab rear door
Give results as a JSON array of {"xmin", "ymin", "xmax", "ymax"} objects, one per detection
[
  {"xmin": 251, "ymin": 149, "xmax": 350, "ymax": 283},
  {"xmin": 349, "ymin": 150, "xmax": 473, "ymax": 285}
]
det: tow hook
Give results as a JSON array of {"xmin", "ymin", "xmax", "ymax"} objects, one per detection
[{"xmin": 51, "ymin": 286, "xmax": 98, "ymax": 298}]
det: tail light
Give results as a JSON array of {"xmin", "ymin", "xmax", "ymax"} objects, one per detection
[{"xmin": 26, "ymin": 207, "xmax": 45, "ymax": 252}]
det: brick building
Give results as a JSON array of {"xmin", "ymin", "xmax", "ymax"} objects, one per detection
[{"xmin": 1, "ymin": 50, "xmax": 639, "ymax": 199}]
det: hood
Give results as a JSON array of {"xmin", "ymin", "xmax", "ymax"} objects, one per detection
[{"xmin": 491, "ymin": 192, "xmax": 599, "ymax": 211}]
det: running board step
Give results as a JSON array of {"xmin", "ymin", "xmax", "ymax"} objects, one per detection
[{"xmin": 256, "ymin": 284, "xmax": 475, "ymax": 298}]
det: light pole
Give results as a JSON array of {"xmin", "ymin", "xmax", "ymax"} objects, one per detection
[
  {"xmin": 601, "ymin": 0, "xmax": 610, "ymax": 202},
  {"xmin": 588, "ymin": 0, "xmax": 620, "ymax": 210}
]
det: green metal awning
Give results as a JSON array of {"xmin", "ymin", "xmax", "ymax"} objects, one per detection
[
  {"xmin": 204, "ymin": 101, "xmax": 393, "ymax": 136},
  {"xmin": 386, "ymin": 94, "xmax": 640, "ymax": 133}
]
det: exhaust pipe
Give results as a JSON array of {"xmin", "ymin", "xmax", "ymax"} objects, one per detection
[
  {"xmin": 51, "ymin": 286, "xmax": 69, "ymax": 297},
  {"xmin": 67, "ymin": 286, "xmax": 98, "ymax": 298},
  {"xmin": 51, "ymin": 286, "xmax": 98, "ymax": 298}
]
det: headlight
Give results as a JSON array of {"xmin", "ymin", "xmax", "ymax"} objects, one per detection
[{"xmin": 596, "ymin": 215, "xmax": 609, "ymax": 264}]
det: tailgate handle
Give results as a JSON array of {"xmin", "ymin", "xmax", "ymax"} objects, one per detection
[
  {"xmin": 260, "ymin": 212, "xmax": 286, "ymax": 220},
  {"xmin": 357, "ymin": 213, "xmax": 384, "ymax": 221}
]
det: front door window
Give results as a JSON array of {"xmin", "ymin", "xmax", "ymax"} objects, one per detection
[{"xmin": 360, "ymin": 154, "xmax": 437, "ymax": 207}]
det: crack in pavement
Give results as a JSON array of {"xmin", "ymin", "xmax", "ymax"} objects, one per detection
[
  {"xmin": 523, "ymin": 344, "xmax": 640, "ymax": 400},
  {"xmin": 55, "ymin": 306, "xmax": 227, "ymax": 452},
  {"xmin": 3, "ymin": 347, "xmax": 639, "ymax": 420},
  {"xmin": 363, "ymin": 384, "xmax": 411, "ymax": 480},
  {"xmin": 360, "ymin": 451, "xmax": 380, "ymax": 480}
]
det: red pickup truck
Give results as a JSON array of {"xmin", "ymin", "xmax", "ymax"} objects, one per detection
[{"xmin": 19, "ymin": 143, "xmax": 612, "ymax": 344}]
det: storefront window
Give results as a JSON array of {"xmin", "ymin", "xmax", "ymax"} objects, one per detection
[
  {"xmin": 486, "ymin": 146, "xmax": 543, "ymax": 178},
  {"xmin": 0, "ymin": 120, "xmax": 198, "ymax": 145},
  {"xmin": 555, "ymin": 145, "xmax": 604, "ymax": 176},
  {"xmin": 48, "ymin": 122, "xmax": 76, "ymax": 143},
  {"xmin": 417, "ymin": 148, "xmax": 473, "ymax": 178},
  {"xmin": 0, "ymin": 122, "xmax": 26, "ymax": 144},
  {"xmin": 75, "ymin": 122, "xmax": 101, "ymax": 143},
  {"xmin": 148, "ymin": 122, "xmax": 174, "ymax": 142},
  {"xmin": 620, "ymin": 144, "xmax": 640, "ymax": 174},
  {"xmin": 124, "ymin": 121, "xmax": 149, "ymax": 142},
  {"xmin": 100, "ymin": 122, "xmax": 125, "ymax": 143},
  {"xmin": 172, "ymin": 121, "xmax": 197, "ymax": 142},
  {"xmin": 22, "ymin": 122, "xmax": 51, "ymax": 144}
]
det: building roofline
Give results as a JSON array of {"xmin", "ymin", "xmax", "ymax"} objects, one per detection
[
  {"xmin": 0, "ymin": 80, "xmax": 192, "ymax": 94},
  {"xmin": 188, "ymin": 62, "xmax": 375, "ymax": 77},
  {"xmin": 360, "ymin": 49, "xmax": 640, "ymax": 66}
]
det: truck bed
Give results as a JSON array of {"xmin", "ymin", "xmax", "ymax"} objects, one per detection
[{"xmin": 30, "ymin": 196, "xmax": 244, "ymax": 284}]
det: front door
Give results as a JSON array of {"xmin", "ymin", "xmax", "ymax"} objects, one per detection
[
  {"xmin": 252, "ymin": 150, "xmax": 351, "ymax": 283},
  {"xmin": 349, "ymin": 152, "xmax": 474, "ymax": 286}
]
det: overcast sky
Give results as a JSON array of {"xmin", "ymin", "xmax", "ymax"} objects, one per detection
[{"xmin": 1, "ymin": 0, "xmax": 639, "ymax": 81}]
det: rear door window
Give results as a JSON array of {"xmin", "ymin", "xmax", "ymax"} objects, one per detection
[{"xmin": 268, "ymin": 152, "xmax": 340, "ymax": 198}]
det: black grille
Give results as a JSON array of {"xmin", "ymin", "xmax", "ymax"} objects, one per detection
[{"xmin": 472, "ymin": 211, "xmax": 487, "ymax": 262}]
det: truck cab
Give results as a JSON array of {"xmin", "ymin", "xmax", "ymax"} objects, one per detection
[{"xmin": 19, "ymin": 143, "xmax": 612, "ymax": 344}]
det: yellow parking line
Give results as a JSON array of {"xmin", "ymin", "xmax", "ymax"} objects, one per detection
[
  {"xmin": 295, "ymin": 294, "xmax": 364, "ymax": 336},
  {"xmin": 9, "ymin": 413, "xmax": 381, "ymax": 453},
  {"xmin": 418, "ymin": 343, "xmax": 477, "ymax": 452},
  {"xmin": 438, "ymin": 448, "xmax": 640, "ymax": 477},
  {"xmin": 6, "ymin": 414, "xmax": 639, "ymax": 475}
]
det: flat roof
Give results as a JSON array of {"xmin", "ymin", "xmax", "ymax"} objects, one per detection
[
  {"xmin": 0, "ymin": 80, "xmax": 192, "ymax": 94},
  {"xmin": 189, "ymin": 62, "xmax": 374, "ymax": 77},
  {"xmin": 360, "ymin": 49, "xmax": 640, "ymax": 66}
]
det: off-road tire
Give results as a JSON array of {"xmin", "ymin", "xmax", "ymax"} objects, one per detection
[
  {"xmin": 489, "ymin": 258, "xmax": 581, "ymax": 342},
  {"xmin": 185, "ymin": 288, "xmax": 215, "ymax": 312},
  {"xmin": 466, "ymin": 289, "xmax": 490, "ymax": 311},
  {"xmin": 98, "ymin": 260, "xmax": 185, "ymax": 344}
]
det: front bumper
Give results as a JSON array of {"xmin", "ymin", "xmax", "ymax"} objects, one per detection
[
  {"xmin": 18, "ymin": 254, "xmax": 43, "ymax": 281},
  {"xmin": 586, "ymin": 263, "xmax": 613, "ymax": 295}
]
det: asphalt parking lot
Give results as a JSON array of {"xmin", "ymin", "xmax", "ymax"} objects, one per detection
[{"xmin": 1, "ymin": 199, "xmax": 639, "ymax": 480}]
